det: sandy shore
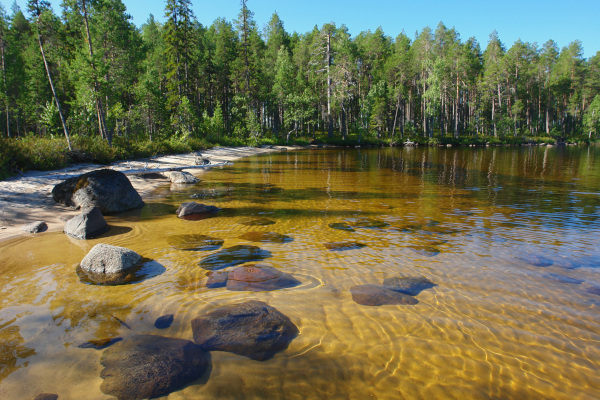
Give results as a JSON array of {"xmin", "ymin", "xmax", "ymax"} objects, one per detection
[{"xmin": 0, "ymin": 146, "xmax": 293, "ymax": 242}]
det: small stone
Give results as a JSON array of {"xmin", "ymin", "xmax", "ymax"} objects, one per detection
[
  {"xmin": 226, "ymin": 265, "xmax": 301, "ymax": 292},
  {"xmin": 22, "ymin": 221, "xmax": 47, "ymax": 233},
  {"xmin": 176, "ymin": 202, "xmax": 219, "ymax": 219},
  {"xmin": 78, "ymin": 337, "xmax": 123, "ymax": 350},
  {"xmin": 167, "ymin": 171, "xmax": 200, "ymax": 184},
  {"xmin": 154, "ymin": 314, "xmax": 174, "ymax": 329},
  {"xmin": 324, "ymin": 242, "xmax": 366, "ymax": 251},
  {"xmin": 408, "ymin": 245, "xmax": 440, "ymax": 257},
  {"xmin": 345, "ymin": 218, "xmax": 389, "ymax": 229},
  {"xmin": 64, "ymin": 207, "xmax": 109, "ymax": 239},
  {"xmin": 206, "ymin": 271, "xmax": 229, "ymax": 288},
  {"xmin": 521, "ymin": 255, "xmax": 554, "ymax": 267},
  {"xmin": 350, "ymin": 284, "xmax": 419, "ymax": 306},
  {"xmin": 383, "ymin": 276, "xmax": 436, "ymax": 295},
  {"xmin": 239, "ymin": 217, "xmax": 276, "ymax": 226},
  {"xmin": 586, "ymin": 286, "xmax": 600, "ymax": 296},
  {"xmin": 238, "ymin": 231, "xmax": 292, "ymax": 243},
  {"xmin": 198, "ymin": 245, "xmax": 270, "ymax": 271},
  {"xmin": 167, "ymin": 234, "xmax": 224, "ymax": 251},
  {"xmin": 191, "ymin": 300, "xmax": 298, "ymax": 361},
  {"xmin": 328, "ymin": 222, "xmax": 355, "ymax": 232},
  {"xmin": 34, "ymin": 394, "xmax": 58, "ymax": 400},
  {"xmin": 543, "ymin": 273, "xmax": 584, "ymax": 285}
]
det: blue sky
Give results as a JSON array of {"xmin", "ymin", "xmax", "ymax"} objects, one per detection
[{"xmin": 10, "ymin": 0, "xmax": 600, "ymax": 59}]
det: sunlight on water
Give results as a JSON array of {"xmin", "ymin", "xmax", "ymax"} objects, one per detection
[{"xmin": 1, "ymin": 146, "xmax": 600, "ymax": 399}]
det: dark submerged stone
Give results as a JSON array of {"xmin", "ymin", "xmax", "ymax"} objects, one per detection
[
  {"xmin": 239, "ymin": 217, "xmax": 276, "ymax": 226},
  {"xmin": 52, "ymin": 169, "xmax": 143, "ymax": 214},
  {"xmin": 198, "ymin": 245, "xmax": 270, "ymax": 271},
  {"xmin": 205, "ymin": 271, "xmax": 229, "ymax": 288},
  {"xmin": 324, "ymin": 242, "xmax": 367, "ymax": 251},
  {"xmin": 585, "ymin": 286, "xmax": 600, "ymax": 296},
  {"xmin": 383, "ymin": 276, "xmax": 436, "ymax": 295},
  {"xmin": 154, "ymin": 314, "xmax": 174, "ymax": 329},
  {"xmin": 543, "ymin": 273, "xmax": 584, "ymax": 285},
  {"xmin": 345, "ymin": 218, "xmax": 389, "ymax": 229},
  {"xmin": 408, "ymin": 245, "xmax": 440, "ymax": 257},
  {"xmin": 167, "ymin": 234, "xmax": 224, "ymax": 251},
  {"xmin": 176, "ymin": 202, "xmax": 219, "ymax": 219},
  {"xmin": 100, "ymin": 335, "xmax": 210, "ymax": 400},
  {"xmin": 191, "ymin": 300, "xmax": 298, "ymax": 361},
  {"xmin": 328, "ymin": 222, "xmax": 355, "ymax": 232},
  {"xmin": 521, "ymin": 255, "xmax": 554, "ymax": 267},
  {"xmin": 226, "ymin": 265, "xmax": 301, "ymax": 292},
  {"xmin": 238, "ymin": 231, "xmax": 292, "ymax": 243},
  {"xmin": 78, "ymin": 337, "xmax": 123, "ymax": 350},
  {"xmin": 350, "ymin": 284, "xmax": 419, "ymax": 306},
  {"xmin": 33, "ymin": 394, "xmax": 59, "ymax": 400}
]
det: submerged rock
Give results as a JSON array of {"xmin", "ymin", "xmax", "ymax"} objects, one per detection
[
  {"xmin": 205, "ymin": 270, "xmax": 229, "ymax": 288},
  {"xmin": 324, "ymin": 242, "xmax": 366, "ymax": 251},
  {"xmin": 78, "ymin": 243, "xmax": 142, "ymax": 285},
  {"xmin": 328, "ymin": 222, "xmax": 355, "ymax": 232},
  {"xmin": 350, "ymin": 284, "xmax": 419, "ymax": 306},
  {"xmin": 407, "ymin": 245, "xmax": 440, "ymax": 257},
  {"xmin": 176, "ymin": 202, "xmax": 219, "ymax": 219},
  {"xmin": 154, "ymin": 314, "xmax": 174, "ymax": 329},
  {"xmin": 239, "ymin": 217, "xmax": 276, "ymax": 226},
  {"xmin": 586, "ymin": 286, "xmax": 600, "ymax": 296},
  {"xmin": 226, "ymin": 265, "xmax": 301, "ymax": 292},
  {"xmin": 33, "ymin": 394, "xmax": 58, "ymax": 400},
  {"xmin": 167, "ymin": 234, "xmax": 224, "ymax": 251},
  {"xmin": 22, "ymin": 221, "xmax": 47, "ymax": 233},
  {"xmin": 191, "ymin": 300, "xmax": 298, "ymax": 361},
  {"xmin": 521, "ymin": 255, "xmax": 554, "ymax": 267},
  {"xmin": 52, "ymin": 169, "xmax": 143, "ymax": 214},
  {"xmin": 198, "ymin": 245, "xmax": 270, "ymax": 271},
  {"xmin": 238, "ymin": 231, "xmax": 292, "ymax": 243},
  {"xmin": 64, "ymin": 207, "xmax": 109, "ymax": 239},
  {"xmin": 543, "ymin": 273, "xmax": 584, "ymax": 285},
  {"xmin": 100, "ymin": 335, "xmax": 210, "ymax": 400},
  {"xmin": 167, "ymin": 171, "xmax": 200, "ymax": 184},
  {"xmin": 345, "ymin": 218, "xmax": 389, "ymax": 229},
  {"xmin": 383, "ymin": 276, "xmax": 436, "ymax": 295},
  {"xmin": 78, "ymin": 337, "xmax": 123, "ymax": 350}
]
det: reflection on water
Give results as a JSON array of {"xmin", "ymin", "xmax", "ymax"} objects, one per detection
[{"xmin": 1, "ymin": 146, "xmax": 600, "ymax": 399}]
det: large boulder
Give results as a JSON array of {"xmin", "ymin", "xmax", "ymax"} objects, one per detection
[
  {"xmin": 176, "ymin": 202, "xmax": 219, "ymax": 218},
  {"xmin": 78, "ymin": 243, "xmax": 142, "ymax": 285},
  {"xmin": 52, "ymin": 169, "xmax": 143, "ymax": 214},
  {"xmin": 100, "ymin": 335, "xmax": 210, "ymax": 400},
  {"xmin": 167, "ymin": 171, "xmax": 200, "ymax": 184},
  {"xmin": 191, "ymin": 300, "xmax": 298, "ymax": 361},
  {"xmin": 64, "ymin": 207, "xmax": 109, "ymax": 239},
  {"xmin": 226, "ymin": 265, "xmax": 301, "ymax": 292},
  {"xmin": 350, "ymin": 284, "xmax": 419, "ymax": 306}
]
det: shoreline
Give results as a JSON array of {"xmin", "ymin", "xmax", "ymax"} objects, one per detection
[{"xmin": 0, "ymin": 145, "xmax": 294, "ymax": 243}]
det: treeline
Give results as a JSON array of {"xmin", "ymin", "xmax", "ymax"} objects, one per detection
[{"xmin": 1, "ymin": 0, "xmax": 600, "ymax": 147}]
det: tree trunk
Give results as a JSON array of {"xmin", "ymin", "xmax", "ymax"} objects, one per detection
[
  {"xmin": 36, "ymin": 31, "xmax": 72, "ymax": 150},
  {"xmin": 0, "ymin": 34, "xmax": 9, "ymax": 138},
  {"xmin": 326, "ymin": 32, "xmax": 333, "ymax": 139}
]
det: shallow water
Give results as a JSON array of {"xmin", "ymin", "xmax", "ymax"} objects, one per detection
[{"xmin": 1, "ymin": 146, "xmax": 600, "ymax": 399}]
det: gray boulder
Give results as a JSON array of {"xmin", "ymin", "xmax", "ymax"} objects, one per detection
[
  {"xmin": 167, "ymin": 171, "xmax": 200, "ymax": 184},
  {"xmin": 21, "ymin": 221, "xmax": 47, "ymax": 233},
  {"xmin": 100, "ymin": 335, "xmax": 210, "ymax": 400},
  {"xmin": 79, "ymin": 243, "xmax": 142, "ymax": 285},
  {"xmin": 64, "ymin": 207, "xmax": 109, "ymax": 239},
  {"xmin": 191, "ymin": 300, "xmax": 298, "ymax": 361},
  {"xmin": 52, "ymin": 169, "xmax": 143, "ymax": 214},
  {"xmin": 176, "ymin": 202, "xmax": 219, "ymax": 218},
  {"xmin": 382, "ymin": 276, "xmax": 436, "ymax": 296}
]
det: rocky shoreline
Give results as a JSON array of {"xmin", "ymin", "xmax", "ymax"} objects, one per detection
[{"xmin": 0, "ymin": 145, "xmax": 293, "ymax": 242}]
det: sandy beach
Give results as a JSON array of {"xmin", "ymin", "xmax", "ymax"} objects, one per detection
[{"xmin": 0, "ymin": 145, "xmax": 292, "ymax": 242}]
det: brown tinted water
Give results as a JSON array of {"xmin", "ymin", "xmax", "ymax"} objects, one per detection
[{"xmin": 1, "ymin": 146, "xmax": 600, "ymax": 399}]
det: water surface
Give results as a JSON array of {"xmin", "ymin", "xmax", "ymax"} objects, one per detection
[{"xmin": 1, "ymin": 146, "xmax": 600, "ymax": 399}]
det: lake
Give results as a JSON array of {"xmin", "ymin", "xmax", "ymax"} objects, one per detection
[{"xmin": 1, "ymin": 146, "xmax": 600, "ymax": 399}]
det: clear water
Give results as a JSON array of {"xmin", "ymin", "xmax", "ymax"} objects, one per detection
[{"xmin": 1, "ymin": 146, "xmax": 600, "ymax": 399}]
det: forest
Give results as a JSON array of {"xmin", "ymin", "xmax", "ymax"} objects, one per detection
[{"xmin": 1, "ymin": 0, "xmax": 600, "ymax": 174}]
